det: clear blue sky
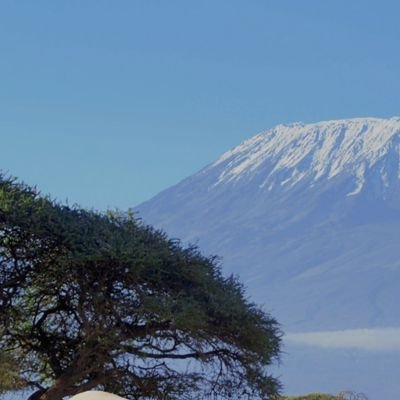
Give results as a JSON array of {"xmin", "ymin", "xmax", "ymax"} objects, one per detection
[{"xmin": 2, "ymin": 0, "xmax": 400, "ymax": 210}]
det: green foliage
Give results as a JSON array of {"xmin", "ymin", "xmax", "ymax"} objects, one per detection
[
  {"xmin": 0, "ymin": 351, "xmax": 26, "ymax": 394},
  {"xmin": 283, "ymin": 394, "xmax": 339, "ymax": 400},
  {"xmin": 0, "ymin": 175, "xmax": 282, "ymax": 400}
]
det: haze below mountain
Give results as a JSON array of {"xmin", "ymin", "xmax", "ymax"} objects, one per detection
[{"xmin": 136, "ymin": 117, "xmax": 400, "ymax": 399}]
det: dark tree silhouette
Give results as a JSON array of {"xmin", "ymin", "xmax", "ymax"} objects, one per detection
[{"xmin": 0, "ymin": 176, "xmax": 282, "ymax": 400}]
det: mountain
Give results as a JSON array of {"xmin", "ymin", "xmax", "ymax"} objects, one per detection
[
  {"xmin": 137, "ymin": 117, "xmax": 400, "ymax": 333},
  {"xmin": 136, "ymin": 117, "xmax": 400, "ymax": 398}
]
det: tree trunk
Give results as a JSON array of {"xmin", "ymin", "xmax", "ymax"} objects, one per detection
[{"xmin": 38, "ymin": 375, "xmax": 76, "ymax": 400}]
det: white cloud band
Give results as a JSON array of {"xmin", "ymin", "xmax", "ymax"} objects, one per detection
[{"xmin": 286, "ymin": 328, "xmax": 400, "ymax": 351}]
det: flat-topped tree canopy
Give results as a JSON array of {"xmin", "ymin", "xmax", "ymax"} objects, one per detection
[{"xmin": 0, "ymin": 175, "xmax": 282, "ymax": 400}]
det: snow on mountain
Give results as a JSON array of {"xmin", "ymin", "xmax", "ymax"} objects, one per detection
[
  {"xmin": 210, "ymin": 118, "xmax": 400, "ymax": 194},
  {"xmin": 136, "ymin": 117, "xmax": 400, "ymax": 399}
]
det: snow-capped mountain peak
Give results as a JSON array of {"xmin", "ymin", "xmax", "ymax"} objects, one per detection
[{"xmin": 210, "ymin": 117, "xmax": 400, "ymax": 195}]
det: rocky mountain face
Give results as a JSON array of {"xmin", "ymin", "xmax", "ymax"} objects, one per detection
[{"xmin": 137, "ymin": 117, "xmax": 400, "ymax": 332}]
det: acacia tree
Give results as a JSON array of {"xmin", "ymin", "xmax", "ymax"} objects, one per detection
[{"xmin": 0, "ymin": 176, "xmax": 282, "ymax": 400}]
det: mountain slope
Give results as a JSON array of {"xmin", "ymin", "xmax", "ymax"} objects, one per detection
[{"xmin": 136, "ymin": 117, "xmax": 400, "ymax": 332}]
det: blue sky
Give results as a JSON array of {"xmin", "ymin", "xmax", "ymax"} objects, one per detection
[{"xmin": 2, "ymin": 0, "xmax": 400, "ymax": 209}]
